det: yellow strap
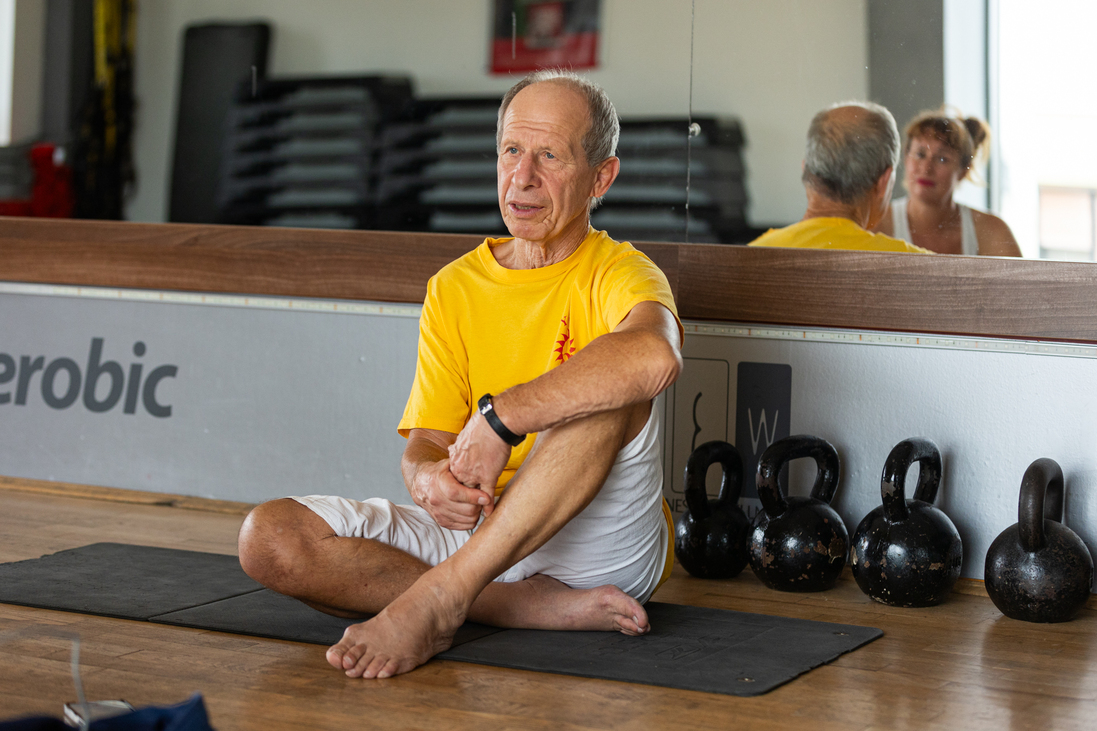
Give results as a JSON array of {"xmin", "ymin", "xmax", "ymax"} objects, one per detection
[
  {"xmin": 93, "ymin": 0, "xmax": 108, "ymax": 87},
  {"xmin": 655, "ymin": 498, "xmax": 675, "ymax": 590}
]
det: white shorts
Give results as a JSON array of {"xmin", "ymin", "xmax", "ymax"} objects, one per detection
[{"xmin": 292, "ymin": 406, "xmax": 669, "ymax": 603}]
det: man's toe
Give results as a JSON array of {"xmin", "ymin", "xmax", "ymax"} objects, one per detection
[
  {"xmin": 361, "ymin": 653, "xmax": 391, "ymax": 679},
  {"xmin": 325, "ymin": 644, "xmax": 347, "ymax": 669}
]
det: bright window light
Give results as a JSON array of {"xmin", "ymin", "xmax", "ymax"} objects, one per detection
[{"xmin": 998, "ymin": 0, "xmax": 1097, "ymax": 259}]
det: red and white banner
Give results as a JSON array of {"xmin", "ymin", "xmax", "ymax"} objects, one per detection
[{"xmin": 491, "ymin": 0, "xmax": 602, "ymax": 74}]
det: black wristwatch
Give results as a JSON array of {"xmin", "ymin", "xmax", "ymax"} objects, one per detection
[{"xmin": 477, "ymin": 393, "xmax": 526, "ymax": 447}]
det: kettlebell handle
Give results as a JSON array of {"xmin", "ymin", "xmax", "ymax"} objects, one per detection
[
  {"xmin": 756, "ymin": 435, "xmax": 840, "ymax": 518},
  {"xmin": 1018, "ymin": 458, "xmax": 1065, "ymax": 553},
  {"xmin": 881, "ymin": 438, "xmax": 942, "ymax": 523},
  {"xmin": 684, "ymin": 441, "xmax": 743, "ymax": 519}
]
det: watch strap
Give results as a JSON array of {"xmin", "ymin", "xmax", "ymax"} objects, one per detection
[{"xmin": 478, "ymin": 393, "xmax": 525, "ymax": 447}]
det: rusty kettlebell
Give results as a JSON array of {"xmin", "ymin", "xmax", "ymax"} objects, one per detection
[
  {"xmin": 674, "ymin": 440, "xmax": 750, "ymax": 579},
  {"xmin": 850, "ymin": 438, "xmax": 962, "ymax": 606},
  {"xmin": 985, "ymin": 458, "xmax": 1094, "ymax": 623},
  {"xmin": 748, "ymin": 435, "xmax": 847, "ymax": 592}
]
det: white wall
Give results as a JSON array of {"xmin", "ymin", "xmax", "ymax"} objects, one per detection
[
  {"xmin": 0, "ymin": 0, "xmax": 46, "ymax": 145},
  {"xmin": 128, "ymin": 0, "xmax": 868, "ymax": 227}
]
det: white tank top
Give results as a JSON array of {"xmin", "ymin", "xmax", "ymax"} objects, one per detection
[{"xmin": 891, "ymin": 197, "xmax": 979, "ymax": 255}]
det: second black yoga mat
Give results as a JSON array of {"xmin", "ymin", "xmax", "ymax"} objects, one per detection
[{"xmin": 0, "ymin": 543, "xmax": 883, "ymax": 696}]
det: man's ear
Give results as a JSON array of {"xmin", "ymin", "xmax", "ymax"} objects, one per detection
[
  {"xmin": 875, "ymin": 166, "xmax": 896, "ymax": 200},
  {"xmin": 865, "ymin": 166, "xmax": 896, "ymax": 230},
  {"xmin": 590, "ymin": 156, "xmax": 621, "ymax": 199}
]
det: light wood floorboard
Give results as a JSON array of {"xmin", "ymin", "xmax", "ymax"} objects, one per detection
[{"xmin": 1, "ymin": 485, "xmax": 1095, "ymax": 730}]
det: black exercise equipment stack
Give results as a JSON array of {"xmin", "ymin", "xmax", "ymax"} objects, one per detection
[
  {"xmin": 208, "ymin": 82, "xmax": 751, "ymax": 243},
  {"xmin": 216, "ymin": 76, "xmax": 414, "ymax": 230}
]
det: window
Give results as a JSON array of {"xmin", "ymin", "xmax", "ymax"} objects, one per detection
[
  {"xmin": 996, "ymin": 1, "xmax": 1097, "ymax": 258},
  {"xmin": 1039, "ymin": 186, "xmax": 1096, "ymax": 261}
]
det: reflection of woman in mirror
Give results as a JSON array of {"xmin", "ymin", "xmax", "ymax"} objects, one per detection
[{"xmin": 873, "ymin": 110, "xmax": 1022, "ymax": 256}]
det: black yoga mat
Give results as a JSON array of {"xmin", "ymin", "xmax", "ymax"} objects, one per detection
[
  {"xmin": 0, "ymin": 544, "xmax": 882, "ymax": 695},
  {"xmin": 155, "ymin": 587, "xmax": 502, "ymax": 648},
  {"xmin": 0, "ymin": 543, "xmax": 261, "ymax": 619},
  {"xmin": 439, "ymin": 601, "xmax": 881, "ymax": 695}
]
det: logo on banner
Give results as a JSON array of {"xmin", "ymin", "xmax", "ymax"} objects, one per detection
[
  {"xmin": 0, "ymin": 338, "xmax": 178, "ymax": 417},
  {"xmin": 735, "ymin": 362, "xmax": 791, "ymax": 506}
]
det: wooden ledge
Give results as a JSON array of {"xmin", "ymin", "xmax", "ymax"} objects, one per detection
[
  {"xmin": 677, "ymin": 244, "xmax": 1097, "ymax": 343},
  {"xmin": 0, "ymin": 475, "xmax": 254, "ymax": 515},
  {"xmin": 2, "ymin": 217, "xmax": 1096, "ymax": 342}
]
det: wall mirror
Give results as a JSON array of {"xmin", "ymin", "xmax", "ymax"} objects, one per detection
[{"xmin": 17, "ymin": 0, "xmax": 1097, "ymax": 262}]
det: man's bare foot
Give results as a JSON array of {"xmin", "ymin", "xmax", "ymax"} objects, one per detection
[
  {"xmin": 473, "ymin": 574, "xmax": 651, "ymax": 635},
  {"xmin": 325, "ymin": 573, "xmax": 650, "ymax": 678},
  {"xmin": 326, "ymin": 578, "xmax": 463, "ymax": 679}
]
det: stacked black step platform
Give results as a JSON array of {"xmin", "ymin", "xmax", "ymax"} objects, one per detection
[
  {"xmin": 374, "ymin": 97, "xmax": 505, "ymax": 235},
  {"xmin": 593, "ymin": 117, "xmax": 748, "ymax": 243},
  {"xmin": 217, "ymin": 76, "xmax": 413, "ymax": 229},
  {"xmin": 217, "ymin": 86, "xmax": 749, "ymax": 243}
]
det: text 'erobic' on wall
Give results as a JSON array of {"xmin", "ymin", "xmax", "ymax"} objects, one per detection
[{"xmin": 0, "ymin": 338, "xmax": 178, "ymax": 417}]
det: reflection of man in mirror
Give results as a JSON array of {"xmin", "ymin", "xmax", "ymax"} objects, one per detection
[
  {"xmin": 237, "ymin": 69, "xmax": 683, "ymax": 679},
  {"xmin": 749, "ymin": 101, "xmax": 931, "ymax": 253}
]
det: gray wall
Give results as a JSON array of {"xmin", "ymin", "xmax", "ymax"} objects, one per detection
[
  {"xmin": 39, "ymin": 0, "xmax": 93, "ymax": 144},
  {"xmin": 0, "ymin": 285, "xmax": 418, "ymax": 504},
  {"xmin": 3, "ymin": 283, "xmax": 1096, "ymax": 590},
  {"xmin": 664, "ymin": 322, "xmax": 1097, "ymax": 589},
  {"xmin": 868, "ymin": 0, "xmax": 945, "ymax": 140}
]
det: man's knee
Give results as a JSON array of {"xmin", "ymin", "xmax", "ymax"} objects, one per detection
[{"xmin": 237, "ymin": 498, "xmax": 331, "ymax": 590}]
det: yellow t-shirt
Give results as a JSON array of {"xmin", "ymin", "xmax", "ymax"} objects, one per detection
[
  {"xmin": 748, "ymin": 217, "xmax": 932, "ymax": 253},
  {"xmin": 398, "ymin": 227, "xmax": 680, "ymax": 493}
]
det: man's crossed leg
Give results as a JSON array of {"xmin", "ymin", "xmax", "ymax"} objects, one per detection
[{"xmin": 238, "ymin": 402, "xmax": 660, "ymax": 678}]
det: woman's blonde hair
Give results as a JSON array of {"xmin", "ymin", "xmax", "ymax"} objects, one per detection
[{"xmin": 904, "ymin": 107, "xmax": 990, "ymax": 181}]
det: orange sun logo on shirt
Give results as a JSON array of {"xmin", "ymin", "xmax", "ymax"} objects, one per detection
[{"xmin": 554, "ymin": 317, "xmax": 576, "ymax": 363}]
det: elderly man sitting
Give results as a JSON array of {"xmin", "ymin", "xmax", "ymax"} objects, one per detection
[
  {"xmin": 237, "ymin": 70, "xmax": 683, "ymax": 679},
  {"xmin": 750, "ymin": 101, "xmax": 930, "ymax": 253}
]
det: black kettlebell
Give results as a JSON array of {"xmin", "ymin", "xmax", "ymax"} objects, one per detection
[
  {"xmin": 985, "ymin": 458, "xmax": 1094, "ymax": 623},
  {"xmin": 748, "ymin": 435, "xmax": 847, "ymax": 592},
  {"xmin": 674, "ymin": 440, "xmax": 750, "ymax": 579},
  {"xmin": 850, "ymin": 438, "xmax": 962, "ymax": 607}
]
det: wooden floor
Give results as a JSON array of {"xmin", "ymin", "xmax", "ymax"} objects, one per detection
[{"xmin": 1, "ymin": 484, "xmax": 1095, "ymax": 730}]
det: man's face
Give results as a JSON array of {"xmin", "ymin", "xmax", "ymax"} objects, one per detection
[{"xmin": 497, "ymin": 82, "xmax": 611, "ymax": 248}]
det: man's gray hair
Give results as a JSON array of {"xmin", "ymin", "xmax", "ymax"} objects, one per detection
[
  {"xmin": 496, "ymin": 69, "xmax": 620, "ymax": 167},
  {"xmin": 802, "ymin": 101, "xmax": 899, "ymax": 204}
]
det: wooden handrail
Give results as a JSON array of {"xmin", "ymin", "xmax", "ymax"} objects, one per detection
[{"xmin": 3, "ymin": 217, "xmax": 1096, "ymax": 343}]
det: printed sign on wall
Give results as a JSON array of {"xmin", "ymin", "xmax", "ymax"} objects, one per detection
[
  {"xmin": 0, "ymin": 290, "xmax": 420, "ymax": 505},
  {"xmin": 664, "ymin": 357, "xmax": 729, "ymax": 515},
  {"xmin": 734, "ymin": 362, "xmax": 791, "ymax": 505},
  {"xmin": 491, "ymin": 0, "xmax": 601, "ymax": 74},
  {"xmin": 0, "ymin": 337, "xmax": 177, "ymax": 417}
]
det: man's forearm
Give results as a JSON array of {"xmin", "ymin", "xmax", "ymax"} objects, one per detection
[
  {"xmin": 400, "ymin": 434, "xmax": 449, "ymax": 499},
  {"xmin": 492, "ymin": 312, "xmax": 681, "ymax": 438},
  {"xmin": 433, "ymin": 404, "xmax": 636, "ymax": 608}
]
